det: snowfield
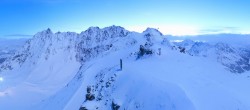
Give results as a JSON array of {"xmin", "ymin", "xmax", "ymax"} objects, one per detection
[{"xmin": 0, "ymin": 26, "xmax": 250, "ymax": 110}]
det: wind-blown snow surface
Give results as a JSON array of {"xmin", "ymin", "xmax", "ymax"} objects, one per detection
[{"xmin": 0, "ymin": 26, "xmax": 250, "ymax": 110}]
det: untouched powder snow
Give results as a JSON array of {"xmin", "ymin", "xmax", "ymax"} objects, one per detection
[
  {"xmin": 0, "ymin": 46, "xmax": 81, "ymax": 110},
  {"xmin": 61, "ymin": 48, "xmax": 196, "ymax": 110},
  {"xmin": 1, "ymin": 26, "xmax": 250, "ymax": 110},
  {"xmin": 61, "ymin": 45, "xmax": 250, "ymax": 110}
]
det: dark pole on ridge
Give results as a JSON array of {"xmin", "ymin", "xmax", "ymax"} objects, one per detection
[{"xmin": 120, "ymin": 59, "xmax": 122, "ymax": 70}]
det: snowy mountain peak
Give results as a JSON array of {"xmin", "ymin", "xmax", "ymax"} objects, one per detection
[
  {"xmin": 32, "ymin": 28, "xmax": 54, "ymax": 40},
  {"xmin": 85, "ymin": 26, "xmax": 100, "ymax": 32},
  {"xmin": 142, "ymin": 28, "xmax": 163, "ymax": 42},
  {"xmin": 182, "ymin": 39, "xmax": 195, "ymax": 45},
  {"xmin": 103, "ymin": 25, "xmax": 125, "ymax": 30},
  {"xmin": 103, "ymin": 25, "xmax": 128, "ymax": 36},
  {"xmin": 215, "ymin": 42, "xmax": 235, "ymax": 53},
  {"xmin": 143, "ymin": 27, "xmax": 163, "ymax": 36},
  {"xmin": 42, "ymin": 28, "xmax": 53, "ymax": 34},
  {"xmin": 175, "ymin": 39, "xmax": 195, "ymax": 49}
]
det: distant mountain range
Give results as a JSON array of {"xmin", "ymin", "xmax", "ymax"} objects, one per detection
[
  {"xmin": 0, "ymin": 38, "xmax": 28, "ymax": 64},
  {"xmin": 0, "ymin": 26, "xmax": 250, "ymax": 110}
]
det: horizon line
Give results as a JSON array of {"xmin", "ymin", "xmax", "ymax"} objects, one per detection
[{"xmin": 1, "ymin": 25, "xmax": 250, "ymax": 39}]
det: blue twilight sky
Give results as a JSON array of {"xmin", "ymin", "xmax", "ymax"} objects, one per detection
[{"xmin": 0, "ymin": 0, "xmax": 249, "ymax": 38}]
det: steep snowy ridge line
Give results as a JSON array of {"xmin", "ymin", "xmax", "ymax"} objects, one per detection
[
  {"xmin": 33, "ymin": 63, "xmax": 93, "ymax": 110},
  {"xmin": 0, "ymin": 25, "xmax": 250, "ymax": 110}
]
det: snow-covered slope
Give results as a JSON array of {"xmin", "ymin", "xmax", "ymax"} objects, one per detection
[
  {"xmin": 174, "ymin": 39, "xmax": 250, "ymax": 73},
  {"xmin": 0, "ymin": 26, "xmax": 136, "ymax": 109},
  {"xmin": 0, "ymin": 26, "xmax": 250, "ymax": 110}
]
